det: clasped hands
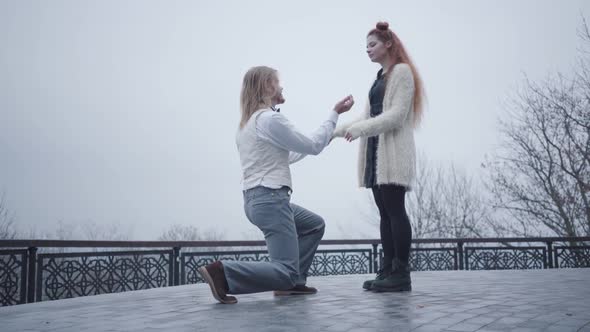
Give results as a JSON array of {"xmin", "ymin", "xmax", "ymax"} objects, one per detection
[
  {"xmin": 331, "ymin": 95, "xmax": 363, "ymax": 142},
  {"xmin": 332, "ymin": 95, "xmax": 360, "ymax": 142}
]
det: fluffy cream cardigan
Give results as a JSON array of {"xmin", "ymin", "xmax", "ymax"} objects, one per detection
[{"xmin": 333, "ymin": 63, "xmax": 416, "ymax": 189}]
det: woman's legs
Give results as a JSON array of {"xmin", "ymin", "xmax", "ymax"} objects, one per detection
[
  {"xmin": 363, "ymin": 186, "xmax": 398, "ymax": 290},
  {"xmin": 370, "ymin": 184, "xmax": 413, "ymax": 292},
  {"xmin": 372, "ymin": 187, "xmax": 395, "ymax": 268},
  {"xmin": 377, "ymin": 184, "xmax": 412, "ymax": 264}
]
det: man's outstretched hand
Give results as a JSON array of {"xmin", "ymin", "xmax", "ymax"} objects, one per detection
[{"xmin": 333, "ymin": 95, "xmax": 354, "ymax": 114}]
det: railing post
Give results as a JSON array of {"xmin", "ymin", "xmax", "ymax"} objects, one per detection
[
  {"xmin": 458, "ymin": 242, "xmax": 464, "ymax": 270},
  {"xmin": 173, "ymin": 247, "xmax": 181, "ymax": 286},
  {"xmin": 371, "ymin": 243, "xmax": 379, "ymax": 274},
  {"xmin": 168, "ymin": 249, "xmax": 174, "ymax": 286},
  {"xmin": 547, "ymin": 241, "xmax": 554, "ymax": 269},
  {"xmin": 26, "ymin": 247, "xmax": 37, "ymax": 303}
]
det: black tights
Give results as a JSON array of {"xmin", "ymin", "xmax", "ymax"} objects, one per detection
[{"xmin": 372, "ymin": 184, "xmax": 412, "ymax": 265}]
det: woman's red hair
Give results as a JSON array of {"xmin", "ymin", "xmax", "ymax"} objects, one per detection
[{"xmin": 368, "ymin": 22, "xmax": 425, "ymax": 125}]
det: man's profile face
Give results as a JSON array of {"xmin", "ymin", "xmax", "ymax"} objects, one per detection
[{"xmin": 270, "ymin": 75, "xmax": 285, "ymax": 105}]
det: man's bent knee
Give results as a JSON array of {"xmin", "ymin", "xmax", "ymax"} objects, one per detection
[{"xmin": 315, "ymin": 217, "xmax": 326, "ymax": 236}]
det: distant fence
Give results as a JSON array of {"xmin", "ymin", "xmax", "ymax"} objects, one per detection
[{"xmin": 1, "ymin": 237, "xmax": 589, "ymax": 307}]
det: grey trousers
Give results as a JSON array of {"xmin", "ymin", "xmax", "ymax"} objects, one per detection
[{"xmin": 223, "ymin": 186, "xmax": 325, "ymax": 294}]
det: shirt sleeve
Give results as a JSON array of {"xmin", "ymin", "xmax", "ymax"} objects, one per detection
[
  {"xmin": 288, "ymin": 152, "xmax": 307, "ymax": 164},
  {"xmin": 257, "ymin": 111, "xmax": 339, "ymax": 156}
]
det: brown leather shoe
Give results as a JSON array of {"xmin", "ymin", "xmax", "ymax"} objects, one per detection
[
  {"xmin": 274, "ymin": 285, "xmax": 318, "ymax": 296},
  {"xmin": 197, "ymin": 261, "xmax": 238, "ymax": 304}
]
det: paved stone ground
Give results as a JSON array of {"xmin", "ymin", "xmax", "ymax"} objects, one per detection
[{"xmin": 1, "ymin": 269, "xmax": 589, "ymax": 332}]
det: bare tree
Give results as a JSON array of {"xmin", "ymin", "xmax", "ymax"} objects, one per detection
[
  {"xmin": 484, "ymin": 19, "xmax": 590, "ymax": 238},
  {"xmin": 0, "ymin": 194, "xmax": 17, "ymax": 240},
  {"xmin": 23, "ymin": 220, "xmax": 133, "ymax": 254},
  {"xmin": 434, "ymin": 164, "xmax": 493, "ymax": 238},
  {"xmin": 158, "ymin": 224, "xmax": 224, "ymax": 241},
  {"xmin": 404, "ymin": 154, "xmax": 443, "ymax": 239},
  {"xmin": 158, "ymin": 224, "xmax": 226, "ymax": 252},
  {"xmin": 82, "ymin": 221, "xmax": 129, "ymax": 241},
  {"xmin": 363, "ymin": 154, "xmax": 494, "ymax": 240},
  {"xmin": 240, "ymin": 229, "xmax": 264, "ymax": 241}
]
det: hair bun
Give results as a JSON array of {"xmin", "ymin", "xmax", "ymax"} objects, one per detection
[{"xmin": 376, "ymin": 22, "xmax": 389, "ymax": 31}]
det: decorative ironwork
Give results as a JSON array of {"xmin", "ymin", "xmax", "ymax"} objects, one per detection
[
  {"xmin": 377, "ymin": 248, "xmax": 457, "ymax": 271},
  {"xmin": 465, "ymin": 247, "xmax": 546, "ymax": 270},
  {"xmin": 37, "ymin": 250, "xmax": 171, "ymax": 301},
  {"xmin": 182, "ymin": 251, "xmax": 270, "ymax": 284},
  {"xmin": 1, "ymin": 237, "xmax": 589, "ymax": 306},
  {"xmin": 554, "ymin": 246, "xmax": 590, "ymax": 268},
  {"xmin": 0, "ymin": 250, "xmax": 27, "ymax": 306},
  {"xmin": 182, "ymin": 249, "xmax": 372, "ymax": 284},
  {"xmin": 308, "ymin": 250, "xmax": 371, "ymax": 276},
  {"xmin": 411, "ymin": 248, "xmax": 457, "ymax": 271}
]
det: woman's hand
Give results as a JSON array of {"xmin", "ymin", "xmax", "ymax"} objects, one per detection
[{"xmin": 344, "ymin": 126, "xmax": 362, "ymax": 142}]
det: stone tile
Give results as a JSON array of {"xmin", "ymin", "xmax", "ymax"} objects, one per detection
[
  {"xmin": 494, "ymin": 316, "xmax": 530, "ymax": 325},
  {"xmin": 464, "ymin": 307, "xmax": 494, "ymax": 315},
  {"xmin": 462, "ymin": 316, "xmax": 497, "ymax": 326},
  {"xmin": 542, "ymin": 325, "xmax": 581, "ymax": 332},
  {"xmin": 446, "ymin": 322, "xmax": 487, "ymax": 331},
  {"xmin": 514, "ymin": 319, "xmax": 552, "ymax": 330},
  {"xmin": 0, "ymin": 269, "xmax": 589, "ymax": 332},
  {"xmin": 411, "ymin": 324, "xmax": 452, "ymax": 332}
]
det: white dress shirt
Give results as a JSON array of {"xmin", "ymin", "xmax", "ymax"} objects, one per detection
[
  {"xmin": 237, "ymin": 108, "xmax": 339, "ymax": 191},
  {"xmin": 256, "ymin": 110, "xmax": 339, "ymax": 164}
]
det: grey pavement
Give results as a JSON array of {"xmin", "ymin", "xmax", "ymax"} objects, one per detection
[{"xmin": 1, "ymin": 269, "xmax": 589, "ymax": 332}]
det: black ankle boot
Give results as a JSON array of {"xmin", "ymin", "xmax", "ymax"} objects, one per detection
[
  {"xmin": 371, "ymin": 258, "xmax": 411, "ymax": 292},
  {"xmin": 362, "ymin": 258, "xmax": 393, "ymax": 290}
]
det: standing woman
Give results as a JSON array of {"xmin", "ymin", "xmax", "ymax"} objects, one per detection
[{"xmin": 333, "ymin": 22, "xmax": 425, "ymax": 292}]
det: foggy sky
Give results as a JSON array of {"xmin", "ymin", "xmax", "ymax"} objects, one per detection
[{"xmin": 1, "ymin": 0, "xmax": 588, "ymax": 240}]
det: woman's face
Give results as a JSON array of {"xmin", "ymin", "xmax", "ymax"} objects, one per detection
[{"xmin": 366, "ymin": 35, "xmax": 391, "ymax": 64}]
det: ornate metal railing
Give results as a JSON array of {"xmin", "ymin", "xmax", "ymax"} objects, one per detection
[
  {"xmin": 1, "ymin": 237, "xmax": 589, "ymax": 306},
  {"xmin": 36, "ymin": 250, "xmax": 172, "ymax": 302}
]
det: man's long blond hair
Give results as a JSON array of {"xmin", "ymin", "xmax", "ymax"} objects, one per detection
[{"xmin": 239, "ymin": 66, "xmax": 277, "ymax": 129}]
